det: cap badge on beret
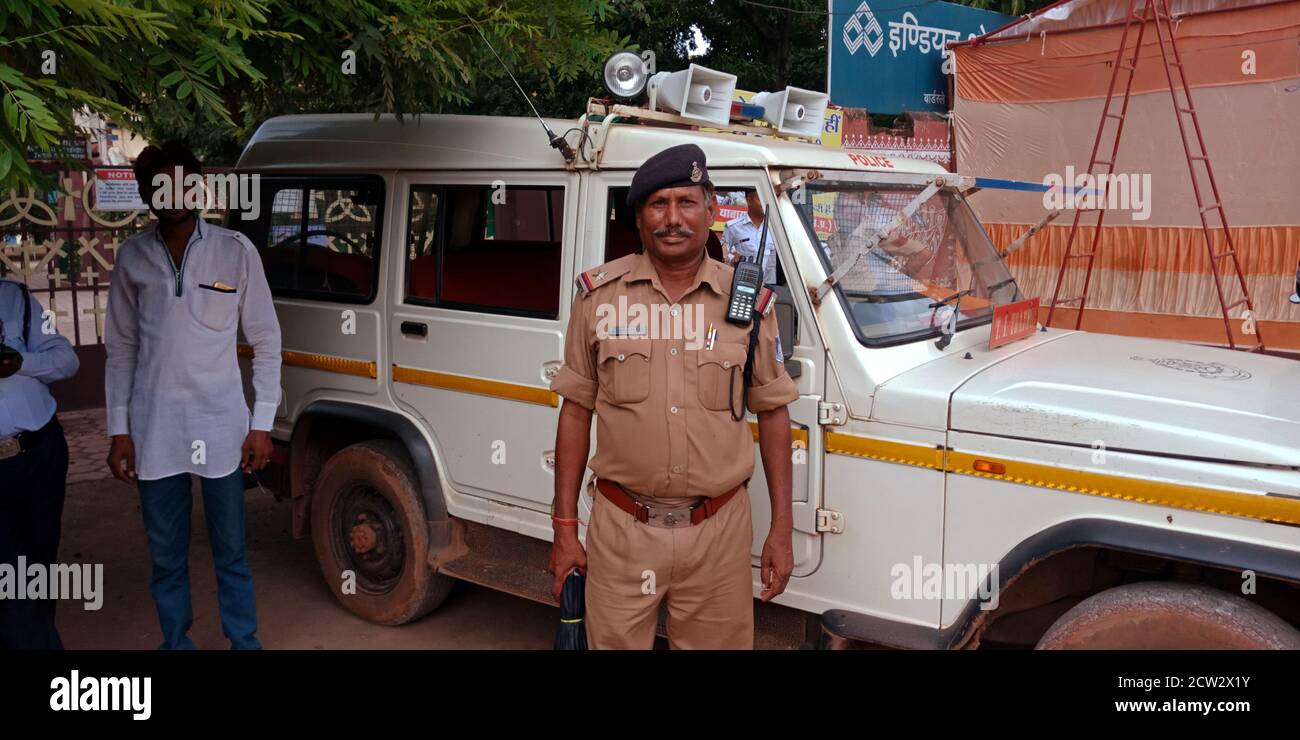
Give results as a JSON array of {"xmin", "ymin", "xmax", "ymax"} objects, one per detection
[{"xmin": 626, "ymin": 143, "xmax": 711, "ymax": 206}]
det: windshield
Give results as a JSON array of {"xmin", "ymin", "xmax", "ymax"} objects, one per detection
[{"xmin": 790, "ymin": 181, "xmax": 1021, "ymax": 346}]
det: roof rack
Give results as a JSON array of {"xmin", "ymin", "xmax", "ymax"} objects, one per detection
[{"xmin": 580, "ymin": 97, "xmax": 818, "ymax": 169}]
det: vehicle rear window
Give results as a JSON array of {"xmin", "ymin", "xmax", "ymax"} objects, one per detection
[{"xmin": 228, "ymin": 175, "xmax": 384, "ymax": 303}]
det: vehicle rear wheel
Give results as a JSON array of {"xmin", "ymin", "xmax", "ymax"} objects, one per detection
[
  {"xmin": 310, "ymin": 440, "xmax": 453, "ymax": 625},
  {"xmin": 1036, "ymin": 581, "xmax": 1300, "ymax": 649}
]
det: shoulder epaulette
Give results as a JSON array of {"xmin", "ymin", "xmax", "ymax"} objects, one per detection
[
  {"xmin": 230, "ymin": 230, "xmax": 255, "ymax": 250},
  {"xmin": 756, "ymin": 286, "xmax": 777, "ymax": 316},
  {"xmin": 575, "ymin": 253, "xmax": 637, "ymax": 296},
  {"xmin": 724, "ymin": 215, "xmax": 747, "ymax": 227}
]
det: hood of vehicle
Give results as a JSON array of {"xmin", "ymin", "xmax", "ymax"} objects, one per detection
[{"xmin": 949, "ymin": 332, "xmax": 1300, "ymax": 467}]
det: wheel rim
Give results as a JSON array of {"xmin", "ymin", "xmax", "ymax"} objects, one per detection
[{"xmin": 332, "ymin": 483, "xmax": 406, "ymax": 594}]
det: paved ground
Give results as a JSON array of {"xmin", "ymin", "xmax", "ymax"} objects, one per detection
[
  {"xmin": 59, "ymin": 408, "xmax": 113, "ymax": 486},
  {"xmin": 53, "ymin": 409, "xmax": 560, "ymax": 650}
]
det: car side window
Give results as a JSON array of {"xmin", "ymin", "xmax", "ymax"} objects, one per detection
[
  {"xmin": 229, "ymin": 175, "xmax": 383, "ymax": 303},
  {"xmin": 405, "ymin": 184, "xmax": 563, "ymax": 319},
  {"xmin": 713, "ymin": 188, "xmax": 799, "ymax": 358}
]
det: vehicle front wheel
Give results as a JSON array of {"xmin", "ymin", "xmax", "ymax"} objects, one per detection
[
  {"xmin": 310, "ymin": 440, "xmax": 454, "ymax": 625},
  {"xmin": 1036, "ymin": 581, "xmax": 1300, "ymax": 649}
]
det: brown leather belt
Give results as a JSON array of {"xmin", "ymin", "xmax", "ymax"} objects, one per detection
[{"xmin": 596, "ymin": 478, "xmax": 743, "ymax": 528}]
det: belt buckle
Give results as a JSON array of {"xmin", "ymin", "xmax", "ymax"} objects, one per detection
[
  {"xmin": 620, "ymin": 485, "xmax": 699, "ymax": 529},
  {"xmin": 644, "ymin": 502, "xmax": 695, "ymax": 529},
  {"xmin": 0, "ymin": 436, "xmax": 19, "ymax": 460}
]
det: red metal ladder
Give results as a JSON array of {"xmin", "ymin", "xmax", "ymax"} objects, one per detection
[{"xmin": 1045, "ymin": 0, "xmax": 1264, "ymax": 351}]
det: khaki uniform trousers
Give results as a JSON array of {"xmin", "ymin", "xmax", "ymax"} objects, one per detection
[{"xmin": 584, "ymin": 481, "xmax": 754, "ymax": 650}]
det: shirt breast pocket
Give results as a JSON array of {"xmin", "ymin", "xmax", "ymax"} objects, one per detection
[
  {"xmin": 596, "ymin": 338, "xmax": 652, "ymax": 405},
  {"xmin": 189, "ymin": 282, "xmax": 239, "ymax": 332},
  {"xmin": 696, "ymin": 342, "xmax": 746, "ymax": 411}
]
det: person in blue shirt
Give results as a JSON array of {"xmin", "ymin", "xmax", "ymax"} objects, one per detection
[
  {"xmin": 0, "ymin": 278, "xmax": 80, "ymax": 649},
  {"xmin": 720, "ymin": 189, "xmax": 778, "ymax": 285}
]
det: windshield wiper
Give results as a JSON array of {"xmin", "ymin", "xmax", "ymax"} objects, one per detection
[
  {"xmin": 928, "ymin": 288, "xmax": 973, "ymax": 309},
  {"xmin": 985, "ymin": 277, "xmax": 1017, "ymax": 294},
  {"xmin": 930, "ymin": 288, "xmax": 974, "ymax": 350}
]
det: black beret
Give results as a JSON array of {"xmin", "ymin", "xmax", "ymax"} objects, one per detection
[{"xmin": 627, "ymin": 143, "xmax": 711, "ymax": 207}]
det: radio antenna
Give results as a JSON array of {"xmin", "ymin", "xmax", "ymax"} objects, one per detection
[{"xmin": 474, "ymin": 24, "xmax": 575, "ymax": 164}]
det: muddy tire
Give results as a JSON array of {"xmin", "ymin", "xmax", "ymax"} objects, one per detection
[
  {"xmin": 310, "ymin": 440, "xmax": 453, "ymax": 625},
  {"xmin": 1036, "ymin": 581, "xmax": 1300, "ymax": 649}
]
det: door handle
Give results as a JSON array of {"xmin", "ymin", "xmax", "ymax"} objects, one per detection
[{"xmin": 400, "ymin": 321, "xmax": 428, "ymax": 338}]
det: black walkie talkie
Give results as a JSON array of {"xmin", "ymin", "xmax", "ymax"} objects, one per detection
[
  {"xmin": 728, "ymin": 205, "xmax": 771, "ymax": 421},
  {"xmin": 726, "ymin": 206, "xmax": 769, "ymax": 326},
  {"xmin": 726, "ymin": 261, "xmax": 762, "ymax": 325}
]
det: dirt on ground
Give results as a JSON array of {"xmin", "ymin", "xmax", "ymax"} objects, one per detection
[{"xmin": 55, "ymin": 474, "xmax": 560, "ymax": 650}]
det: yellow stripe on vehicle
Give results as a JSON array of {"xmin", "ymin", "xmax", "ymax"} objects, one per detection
[
  {"xmin": 825, "ymin": 431, "xmax": 945, "ymax": 470},
  {"xmin": 946, "ymin": 449, "xmax": 1300, "ymax": 527},
  {"xmin": 237, "ymin": 344, "xmax": 377, "ymax": 379},
  {"xmin": 747, "ymin": 421, "xmax": 810, "ymax": 446},
  {"xmin": 820, "ymin": 429, "xmax": 1299, "ymax": 526},
  {"xmin": 391, "ymin": 365, "xmax": 559, "ymax": 407}
]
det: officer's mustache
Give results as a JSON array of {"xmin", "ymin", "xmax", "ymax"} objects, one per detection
[{"xmin": 653, "ymin": 226, "xmax": 695, "ymax": 239}]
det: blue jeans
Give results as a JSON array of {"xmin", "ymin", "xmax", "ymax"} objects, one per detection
[{"xmin": 137, "ymin": 469, "xmax": 261, "ymax": 650}]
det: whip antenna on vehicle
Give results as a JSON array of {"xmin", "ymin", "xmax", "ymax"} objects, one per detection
[{"xmin": 474, "ymin": 24, "xmax": 575, "ymax": 164}]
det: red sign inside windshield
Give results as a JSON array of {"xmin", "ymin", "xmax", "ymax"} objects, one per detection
[{"xmin": 990, "ymin": 298, "xmax": 1039, "ymax": 349}]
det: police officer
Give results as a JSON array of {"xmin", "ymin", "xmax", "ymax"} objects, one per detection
[
  {"xmin": 547, "ymin": 144, "xmax": 799, "ymax": 649},
  {"xmin": 0, "ymin": 279, "xmax": 79, "ymax": 649},
  {"xmin": 721, "ymin": 189, "xmax": 777, "ymax": 285}
]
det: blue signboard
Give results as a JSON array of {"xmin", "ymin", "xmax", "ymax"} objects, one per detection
[{"xmin": 828, "ymin": 0, "xmax": 1014, "ymax": 114}]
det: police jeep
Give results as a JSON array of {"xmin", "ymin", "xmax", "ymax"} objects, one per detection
[{"xmin": 227, "ymin": 58, "xmax": 1300, "ymax": 649}]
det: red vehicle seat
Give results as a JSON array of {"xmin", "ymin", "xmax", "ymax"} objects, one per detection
[{"xmin": 408, "ymin": 240, "xmax": 561, "ymax": 314}]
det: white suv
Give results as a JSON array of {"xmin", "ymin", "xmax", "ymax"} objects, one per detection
[{"xmin": 227, "ymin": 109, "xmax": 1300, "ymax": 649}]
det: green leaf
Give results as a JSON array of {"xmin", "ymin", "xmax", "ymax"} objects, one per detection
[
  {"xmin": 0, "ymin": 63, "xmax": 28, "ymax": 88},
  {"xmin": 177, "ymin": 80, "xmax": 193, "ymax": 100},
  {"xmin": 12, "ymin": 0, "xmax": 31, "ymax": 27},
  {"xmin": 159, "ymin": 70, "xmax": 184, "ymax": 87}
]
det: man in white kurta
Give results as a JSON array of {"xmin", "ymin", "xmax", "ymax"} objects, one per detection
[{"xmin": 105, "ymin": 141, "xmax": 281, "ymax": 650}]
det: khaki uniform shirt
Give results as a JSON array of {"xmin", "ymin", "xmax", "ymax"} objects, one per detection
[{"xmin": 550, "ymin": 251, "xmax": 798, "ymax": 499}]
